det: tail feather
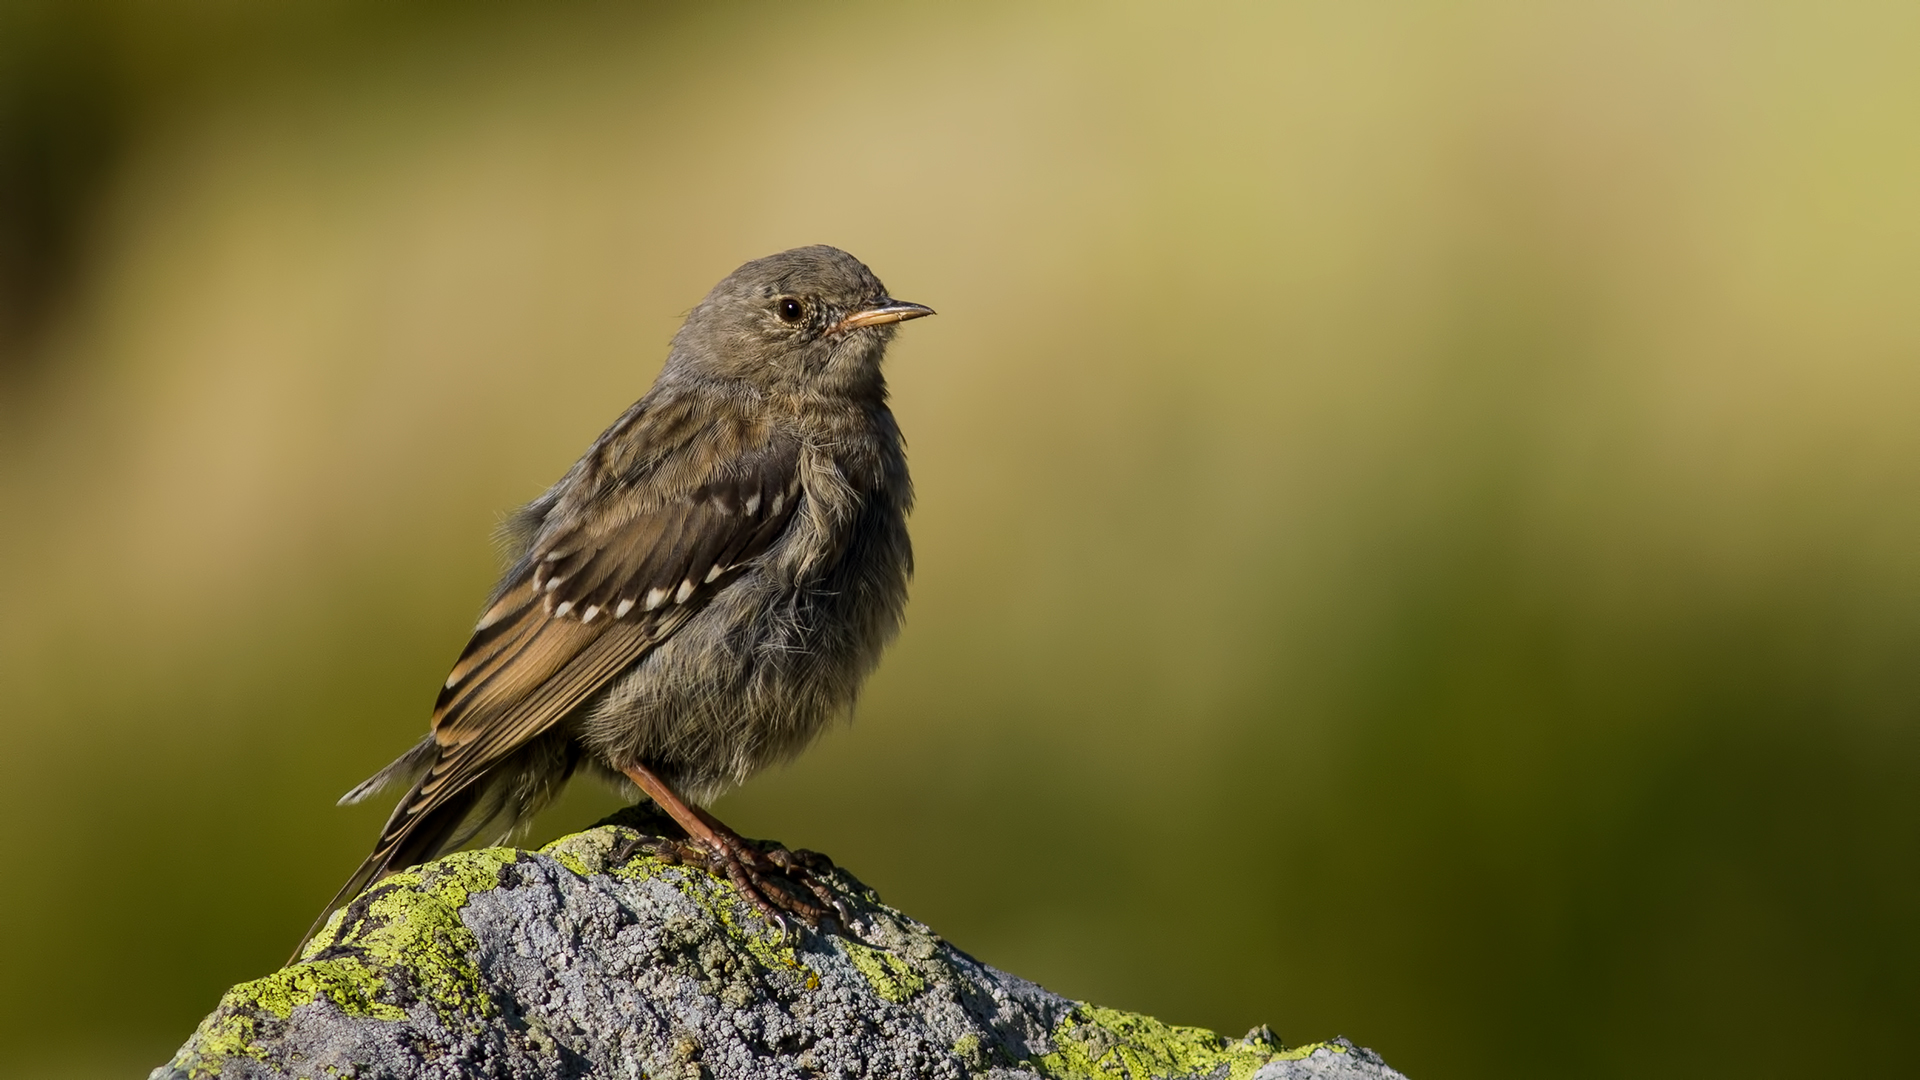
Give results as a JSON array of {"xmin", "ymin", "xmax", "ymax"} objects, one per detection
[
  {"xmin": 338, "ymin": 736, "xmax": 437, "ymax": 806},
  {"xmin": 294, "ymin": 728, "xmax": 583, "ymax": 965},
  {"xmin": 289, "ymin": 777, "xmax": 482, "ymax": 964}
]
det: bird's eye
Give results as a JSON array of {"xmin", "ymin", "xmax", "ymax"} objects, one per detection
[{"xmin": 776, "ymin": 297, "xmax": 805, "ymax": 323}]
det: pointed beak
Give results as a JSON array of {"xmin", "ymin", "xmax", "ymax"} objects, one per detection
[{"xmin": 834, "ymin": 299, "xmax": 936, "ymax": 332}]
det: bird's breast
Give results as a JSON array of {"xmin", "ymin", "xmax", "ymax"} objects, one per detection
[{"xmin": 770, "ymin": 425, "xmax": 906, "ymax": 579}]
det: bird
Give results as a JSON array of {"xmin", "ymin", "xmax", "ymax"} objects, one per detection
[{"xmin": 300, "ymin": 245, "xmax": 931, "ymax": 953}]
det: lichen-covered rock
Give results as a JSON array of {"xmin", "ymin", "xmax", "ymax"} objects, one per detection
[{"xmin": 154, "ymin": 809, "xmax": 1407, "ymax": 1079}]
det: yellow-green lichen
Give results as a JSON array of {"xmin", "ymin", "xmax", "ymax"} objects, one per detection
[
  {"xmin": 173, "ymin": 846, "xmax": 520, "ymax": 1075},
  {"xmin": 841, "ymin": 938, "xmax": 928, "ymax": 1003},
  {"xmin": 594, "ymin": 827, "xmax": 815, "ymax": 984},
  {"xmin": 1270, "ymin": 1040, "xmax": 1348, "ymax": 1063},
  {"xmin": 167, "ymin": 1012, "xmax": 266, "ymax": 1078},
  {"xmin": 537, "ymin": 830, "xmax": 601, "ymax": 877},
  {"xmin": 295, "ymin": 846, "xmax": 518, "ymax": 1023},
  {"xmin": 1032, "ymin": 1003, "xmax": 1287, "ymax": 1080},
  {"xmin": 228, "ymin": 956, "xmax": 407, "ymax": 1023},
  {"xmin": 952, "ymin": 1032, "xmax": 991, "ymax": 1071}
]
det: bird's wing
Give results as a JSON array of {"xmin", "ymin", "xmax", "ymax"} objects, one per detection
[{"xmin": 365, "ymin": 411, "xmax": 803, "ymax": 875}]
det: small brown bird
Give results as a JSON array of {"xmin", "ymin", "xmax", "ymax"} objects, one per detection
[{"xmin": 304, "ymin": 246, "xmax": 930, "ymax": 949}]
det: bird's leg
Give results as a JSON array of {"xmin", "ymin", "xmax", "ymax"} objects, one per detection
[
  {"xmin": 684, "ymin": 801, "xmax": 853, "ymax": 928},
  {"xmin": 617, "ymin": 761, "xmax": 845, "ymax": 933}
]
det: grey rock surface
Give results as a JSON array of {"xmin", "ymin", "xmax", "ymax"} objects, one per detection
[{"xmin": 155, "ymin": 808, "xmax": 1407, "ymax": 1079}]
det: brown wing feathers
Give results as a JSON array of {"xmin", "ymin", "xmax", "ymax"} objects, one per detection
[
  {"xmin": 531, "ymin": 466, "xmax": 803, "ymax": 622},
  {"xmin": 302, "ymin": 423, "xmax": 803, "ymax": 952}
]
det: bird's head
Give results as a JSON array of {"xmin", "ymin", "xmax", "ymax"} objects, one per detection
[{"xmin": 665, "ymin": 245, "xmax": 933, "ymax": 399}]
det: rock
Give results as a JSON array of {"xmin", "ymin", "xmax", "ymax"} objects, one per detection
[{"xmin": 153, "ymin": 807, "xmax": 1408, "ymax": 1079}]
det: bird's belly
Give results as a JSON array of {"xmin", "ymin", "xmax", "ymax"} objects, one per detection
[{"xmin": 577, "ymin": 534, "xmax": 907, "ymax": 803}]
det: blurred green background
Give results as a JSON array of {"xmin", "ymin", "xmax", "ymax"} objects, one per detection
[{"xmin": 3, "ymin": 1, "xmax": 1917, "ymax": 1076}]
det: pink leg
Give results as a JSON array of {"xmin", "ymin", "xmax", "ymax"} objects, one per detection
[{"xmin": 618, "ymin": 761, "xmax": 845, "ymax": 933}]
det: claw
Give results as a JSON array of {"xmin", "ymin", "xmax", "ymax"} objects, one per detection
[
  {"xmin": 809, "ymin": 877, "xmax": 855, "ymax": 927},
  {"xmin": 611, "ymin": 764, "xmax": 852, "ymax": 939},
  {"xmin": 606, "ymin": 826, "xmax": 845, "ymax": 933},
  {"xmin": 681, "ymin": 831, "xmax": 840, "ymax": 935},
  {"xmin": 792, "ymin": 848, "xmax": 835, "ymax": 873}
]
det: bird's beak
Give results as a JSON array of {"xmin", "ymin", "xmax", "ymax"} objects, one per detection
[{"xmin": 834, "ymin": 299, "xmax": 936, "ymax": 332}]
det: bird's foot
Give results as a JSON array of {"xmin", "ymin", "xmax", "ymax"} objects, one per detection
[
  {"xmin": 639, "ymin": 833, "xmax": 849, "ymax": 938},
  {"xmin": 610, "ymin": 762, "xmax": 853, "ymax": 939}
]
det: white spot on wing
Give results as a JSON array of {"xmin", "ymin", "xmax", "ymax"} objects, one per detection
[
  {"xmin": 745, "ymin": 492, "xmax": 761, "ymax": 515},
  {"xmin": 581, "ymin": 605, "xmax": 599, "ymax": 623},
  {"xmin": 675, "ymin": 580, "xmax": 695, "ymax": 604},
  {"xmin": 554, "ymin": 601, "xmax": 574, "ymax": 618},
  {"xmin": 770, "ymin": 492, "xmax": 784, "ymax": 515},
  {"xmin": 644, "ymin": 587, "xmax": 669, "ymax": 611},
  {"xmin": 704, "ymin": 564, "xmax": 723, "ymax": 583},
  {"xmin": 544, "ymin": 576, "xmax": 564, "ymax": 594},
  {"xmin": 615, "ymin": 598, "xmax": 635, "ymax": 618}
]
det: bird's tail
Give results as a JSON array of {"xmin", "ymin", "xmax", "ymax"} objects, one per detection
[{"xmin": 288, "ymin": 741, "xmax": 480, "ymax": 965}]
